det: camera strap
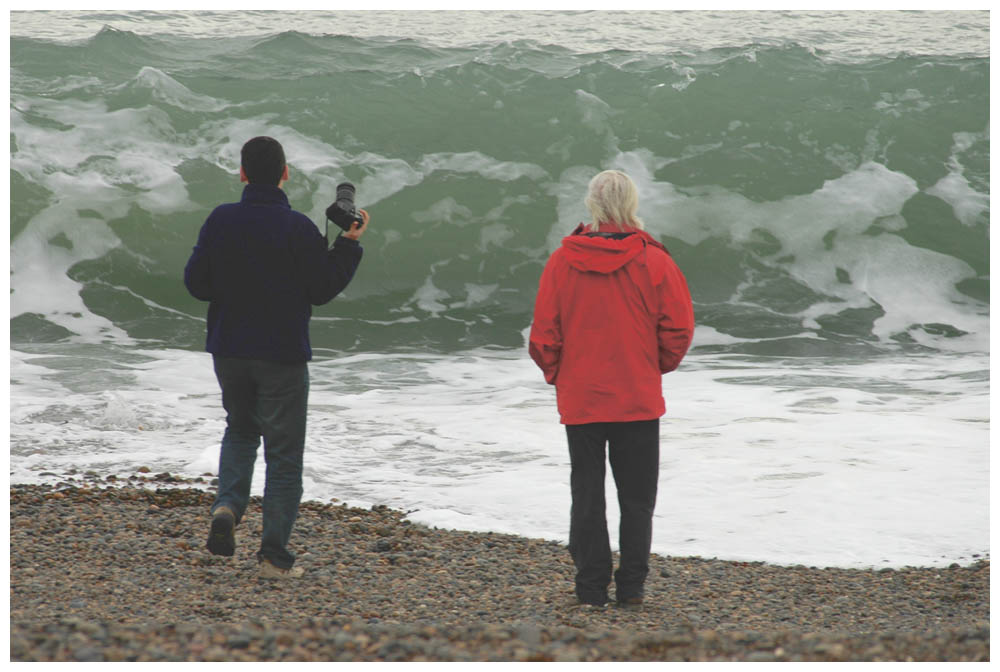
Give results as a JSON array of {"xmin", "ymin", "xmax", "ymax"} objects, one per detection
[{"xmin": 324, "ymin": 216, "xmax": 341, "ymax": 250}]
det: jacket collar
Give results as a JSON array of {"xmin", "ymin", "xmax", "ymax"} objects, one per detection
[
  {"xmin": 241, "ymin": 183, "xmax": 290, "ymax": 208},
  {"xmin": 570, "ymin": 223, "xmax": 668, "ymax": 254}
]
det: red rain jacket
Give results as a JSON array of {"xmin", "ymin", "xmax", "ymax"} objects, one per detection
[{"xmin": 529, "ymin": 224, "xmax": 694, "ymax": 425}]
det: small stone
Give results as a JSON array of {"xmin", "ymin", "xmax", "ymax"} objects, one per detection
[
  {"xmin": 515, "ymin": 624, "xmax": 542, "ymax": 647},
  {"xmin": 661, "ymin": 634, "xmax": 692, "ymax": 647},
  {"xmin": 554, "ymin": 646, "xmax": 581, "ymax": 662},
  {"xmin": 228, "ymin": 635, "xmax": 251, "ymax": 649},
  {"xmin": 814, "ymin": 643, "xmax": 847, "ymax": 658},
  {"xmin": 864, "ymin": 644, "xmax": 887, "ymax": 658},
  {"xmin": 73, "ymin": 647, "xmax": 102, "ymax": 662},
  {"xmin": 204, "ymin": 646, "xmax": 230, "ymax": 662}
]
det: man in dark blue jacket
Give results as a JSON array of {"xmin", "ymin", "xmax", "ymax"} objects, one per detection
[{"xmin": 184, "ymin": 136, "xmax": 366, "ymax": 579}]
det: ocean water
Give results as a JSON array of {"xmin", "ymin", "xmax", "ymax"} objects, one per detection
[{"xmin": 9, "ymin": 10, "xmax": 990, "ymax": 569}]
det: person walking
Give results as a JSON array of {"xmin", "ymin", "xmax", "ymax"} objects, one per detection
[
  {"xmin": 529, "ymin": 170, "xmax": 694, "ymax": 607},
  {"xmin": 184, "ymin": 136, "xmax": 367, "ymax": 579}
]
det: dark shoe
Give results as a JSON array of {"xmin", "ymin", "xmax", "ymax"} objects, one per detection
[
  {"xmin": 574, "ymin": 600, "xmax": 607, "ymax": 612},
  {"xmin": 206, "ymin": 506, "xmax": 235, "ymax": 557},
  {"xmin": 616, "ymin": 595, "xmax": 643, "ymax": 610},
  {"xmin": 574, "ymin": 594, "xmax": 608, "ymax": 609}
]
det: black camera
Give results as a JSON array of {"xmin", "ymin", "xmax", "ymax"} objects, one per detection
[{"xmin": 325, "ymin": 182, "xmax": 363, "ymax": 232}]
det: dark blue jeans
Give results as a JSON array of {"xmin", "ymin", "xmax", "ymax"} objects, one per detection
[
  {"xmin": 212, "ymin": 356, "xmax": 308, "ymax": 569},
  {"xmin": 566, "ymin": 419, "xmax": 660, "ymax": 605}
]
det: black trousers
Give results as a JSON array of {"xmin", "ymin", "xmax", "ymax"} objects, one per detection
[{"xmin": 566, "ymin": 419, "xmax": 659, "ymax": 605}]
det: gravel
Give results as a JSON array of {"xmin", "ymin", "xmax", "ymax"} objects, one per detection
[{"xmin": 9, "ymin": 477, "xmax": 989, "ymax": 662}]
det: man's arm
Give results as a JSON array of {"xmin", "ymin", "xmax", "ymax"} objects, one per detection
[
  {"xmin": 528, "ymin": 253, "xmax": 563, "ymax": 384},
  {"xmin": 183, "ymin": 219, "xmax": 213, "ymax": 301},
  {"xmin": 657, "ymin": 257, "xmax": 695, "ymax": 373},
  {"xmin": 298, "ymin": 211, "xmax": 367, "ymax": 306}
]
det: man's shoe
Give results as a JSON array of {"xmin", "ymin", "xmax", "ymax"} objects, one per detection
[
  {"xmin": 206, "ymin": 506, "xmax": 236, "ymax": 557},
  {"xmin": 259, "ymin": 558, "xmax": 304, "ymax": 579}
]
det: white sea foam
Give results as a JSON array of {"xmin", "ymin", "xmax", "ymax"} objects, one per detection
[
  {"xmin": 419, "ymin": 152, "xmax": 549, "ymax": 183},
  {"xmin": 12, "ymin": 97, "xmax": 556, "ymax": 340},
  {"xmin": 125, "ymin": 67, "xmax": 231, "ymax": 113},
  {"xmin": 406, "ymin": 277, "xmax": 450, "ymax": 316},
  {"xmin": 574, "ymin": 89, "xmax": 621, "ymax": 156},
  {"xmin": 459, "ymin": 283, "xmax": 499, "ymax": 307},
  {"xmin": 928, "ymin": 172, "xmax": 989, "ymax": 228},
  {"xmin": 9, "ymin": 195, "xmax": 131, "ymax": 342},
  {"xmin": 10, "ymin": 94, "xmax": 201, "ymax": 337},
  {"xmin": 412, "ymin": 198, "xmax": 474, "ymax": 227},
  {"xmin": 874, "ymin": 88, "xmax": 932, "ymax": 118},
  {"xmin": 670, "ymin": 63, "xmax": 697, "ymax": 91},
  {"xmin": 588, "ymin": 151, "xmax": 988, "ymax": 351},
  {"xmin": 926, "ymin": 130, "xmax": 990, "ymax": 228},
  {"xmin": 10, "ymin": 11, "xmax": 989, "ymax": 60},
  {"xmin": 9, "ymin": 345, "xmax": 989, "ymax": 569},
  {"xmin": 691, "ymin": 325, "xmax": 747, "ymax": 347}
]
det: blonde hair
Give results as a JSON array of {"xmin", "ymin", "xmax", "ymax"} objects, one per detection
[{"xmin": 584, "ymin": 170, "xmax": 644, "ymax": 232}]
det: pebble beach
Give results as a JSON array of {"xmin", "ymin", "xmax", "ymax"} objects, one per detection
[{"xmin": 9, "ymin": 473, "xmax": 989, "ymax": 662}]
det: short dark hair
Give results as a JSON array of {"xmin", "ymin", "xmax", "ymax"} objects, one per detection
[{"xmin": 241, "ymin": 136, "xmax": 286, "ymax": 186}]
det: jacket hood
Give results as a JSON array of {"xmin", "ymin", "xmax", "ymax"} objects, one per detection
[{"xmin": 560, "ymin": 224, "xmax": 666, "ymax": 274}]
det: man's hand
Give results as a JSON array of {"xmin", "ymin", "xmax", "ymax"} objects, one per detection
[{"xmin": 343, "ymin": 209, "xmax": 369, "ymax": 240}]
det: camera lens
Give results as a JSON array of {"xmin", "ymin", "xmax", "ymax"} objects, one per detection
[{"xmin": 335, "ymin": 182, "xmax": 356, "ymax": 205}]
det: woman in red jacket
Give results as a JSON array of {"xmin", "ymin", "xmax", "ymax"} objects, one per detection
[{"xmin": 529, "ymin": 170, "xmax": 694, "ymax": 608}]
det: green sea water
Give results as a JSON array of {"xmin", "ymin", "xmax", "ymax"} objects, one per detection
[{"xmin": 10, "ymin": 11, "xmax": 990, "ymax": 356}]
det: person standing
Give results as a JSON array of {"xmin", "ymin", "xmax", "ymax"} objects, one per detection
[
  {"xmin": 529, "ymin": 170, "xmax": 694, "ymax": 607},
  {"xmin": 184, "ymin": 136, "xmax": 368, "ymax": 579}
]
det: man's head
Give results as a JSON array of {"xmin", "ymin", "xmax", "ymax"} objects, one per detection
[
  {"xmin": 584, "ymin": 170, "xmax": 644, "ymax": 231},
  {"xmin": 240, "ymin": 136, "xmax": 288, "ymax": 186}
]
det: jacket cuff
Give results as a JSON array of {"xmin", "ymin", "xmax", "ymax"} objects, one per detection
[{"xmin": 330, "ymin": 235, "xmax": 361, "ymax": 251}]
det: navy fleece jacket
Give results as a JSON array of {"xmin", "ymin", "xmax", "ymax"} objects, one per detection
[{"xmin": 184, "ymin": 183, "xmax": 362, "ymax": 363}]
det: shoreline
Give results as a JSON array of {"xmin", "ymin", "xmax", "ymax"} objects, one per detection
[
  {"xmin": 9, "ymin": 481, "xmax": 989, "ymax": 662},
  {"xmin": 14, "ymin": 468, "xmax": 989, "ymax": 571}
]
